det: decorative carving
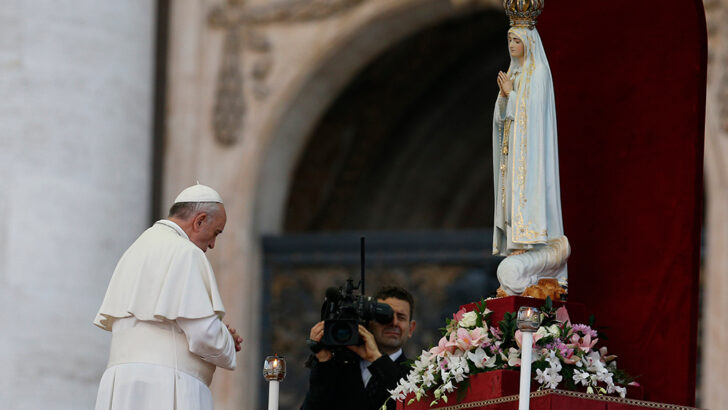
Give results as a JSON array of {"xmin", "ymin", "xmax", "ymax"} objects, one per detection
[
  {"xmin": 208, "ymin": 0, "xmax": 371, "ymax": 146},
  {"xmin": 212, "ymin": 30, "xmax": 245, "ymax": 146}
]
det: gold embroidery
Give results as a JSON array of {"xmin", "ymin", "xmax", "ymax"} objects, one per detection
[
  {"xmin": 511, "ymin": 32, "xmax": 547, "ymax": 243},
  {"xmin": 502, "ymin": 119, "xmax": 511, "ymax": 155}
]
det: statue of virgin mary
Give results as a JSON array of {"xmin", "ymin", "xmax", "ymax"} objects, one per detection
[{"xmin": 492, "ymin": 4, "xmax": 570, "ymax": 296}]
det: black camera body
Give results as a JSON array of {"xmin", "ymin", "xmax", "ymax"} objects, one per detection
[{"xmin": 320, "ymin": 279, "xmax": 393, "ymax": 347}]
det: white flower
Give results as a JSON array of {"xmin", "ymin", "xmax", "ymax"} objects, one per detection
[
  {"xmin": 535, "ymin": 367, "xmax": 562, "ymax": 389},
  {"xmin": 422, "ymin": 370, "xmax": 436, "ymax": 388},
  {"xmin": 389, "ymin": 384, "xmax": 407, "ymax": 401},
  {"xmin": 614, "ymin": 386, "xmax": 627, "ymax": 398},
  {"xmin": 546, "ymin": 351, "xmax": 562, "ymax": 372},
  {"xmin": 413, "ymin": 351, "xmax": 434, "ymax": 372},
  {"xmin": 406, "ymin": 371, "xmax": 422, "ymax": 385},
  {"xmin": 448, "ymin": 355, "xmax": 470, "ymax": 382},
  {"xmin": 467, "ymin": 347, "xmax": 497, "ymax": 369},
  {"xmin": 547, "ymin": 324, "xmax": 561, "ymax": 337},
  {"xmin": 458, "ymin": 311, "xmax": 478, "ymax": 328},
  {"xmin": 535, "ymin": 326, "xmax": 549, "ymax": 339},
  {"xmin": 507, "ymin": 347, "xmax": 521, "ymax": 367},
  {"xmin": 572, "ymin": 370, "xmax": 590, "ymax": 386}
]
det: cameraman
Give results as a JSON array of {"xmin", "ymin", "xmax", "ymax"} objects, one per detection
[{"xmin": 300, "ymin": 286, "xmax": 416, "ymax": 410}]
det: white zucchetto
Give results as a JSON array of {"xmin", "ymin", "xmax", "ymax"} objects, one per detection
[{"xmin": 174, "ymin": 184, "xmax": 224, "ymax": 204}]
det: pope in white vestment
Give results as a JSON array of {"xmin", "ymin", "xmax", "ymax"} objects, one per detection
[{"xmin": 94, "ymin": 185, "xmax": 239, "ymax": 410}]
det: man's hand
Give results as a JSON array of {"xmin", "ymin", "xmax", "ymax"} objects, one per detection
[
  {"xmin": 347, "ymin": 324, "xmax": 382, "ymax": 363},
  {"xmin": 226, "ymin": 323, "xmax": 243, "ymax": 352},
  {"xmin": 309, "ymin": 321, "xmax": 332, "ymax": 362}
]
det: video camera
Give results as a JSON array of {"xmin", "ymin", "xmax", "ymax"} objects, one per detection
[
  {"xmin": 310, "ymin": 237, "xmax": 394, "ymax": 350},
  {"xmin": 319, "ymin": 279, "xmax": 393, "ymax": 347}
]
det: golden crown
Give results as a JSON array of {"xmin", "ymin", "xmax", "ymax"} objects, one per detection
[{"xmin": 503, "ymin": 0, "xmax": 544, "ymax": 29}]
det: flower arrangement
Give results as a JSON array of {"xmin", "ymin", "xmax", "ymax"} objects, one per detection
[{"xmin": 387, "ymin": 298, "xmax": 635, "ymax": 408}]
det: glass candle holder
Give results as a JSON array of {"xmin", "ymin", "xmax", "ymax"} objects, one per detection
[
  {"xmin": 263, "ymin": 355, "xmax": 286, "ymax": 382},
  {"xmin": 517, "ymin": 306, "xmax": 541, "ymax": 332}
]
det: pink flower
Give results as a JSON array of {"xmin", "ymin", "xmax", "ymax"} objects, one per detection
[
  {"xmin": 569, "ymin": 333, "xmax": 598, "ymax": 353},
  {"xmin": 572, "ymin": 324, "xmax": 598, "ymax": 338},
  {"xmin": 515, "ymin": 330, "xmax": 542, "ymax": 348},
  {"xmin": 452, "ymin": 307, "xmax": 466, "ymax": 323},
  {"xmin": 599, "ymin": 346, "xmax": 617, "ymax": 363},
  {"xmin": 455, "ymin": 328, "xmax": 487, "ymax": 351},
  {"xmin": 430, "ymin": 335, "xmax": 457, "ymax": 357},
  {"xmin": 560, "ymin": 345, "xmax": 579, "ymax": 364},
  {"xmin": 555, "ymin": 306, "xmax": 571, "ymax": 326}
]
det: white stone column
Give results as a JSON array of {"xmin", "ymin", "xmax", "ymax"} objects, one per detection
[
  {"xmin": 702, "ymin": 1, "xmax": 728, "ymax": 408},
  {"xmin": 0, "ymin": 1, "xmax": 155, "ymax": 408}
]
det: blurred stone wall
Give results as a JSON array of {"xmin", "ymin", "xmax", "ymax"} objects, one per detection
[{"xmin": 0, "ymin": 1, "xmax": 155, "ymax": 408}]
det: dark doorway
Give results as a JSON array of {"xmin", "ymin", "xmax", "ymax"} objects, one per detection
[{"xmin": 284, "ymin": 9, "xmax": 510, "ymax": 232}]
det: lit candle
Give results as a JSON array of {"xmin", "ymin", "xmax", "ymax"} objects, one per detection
[
  {"xmin": 263, "ymin": 355, "xmax": 286, "ymax": 410},
  {"xmin": 517, "ymin": 306, "xmax": 541, "ymax": 410}
]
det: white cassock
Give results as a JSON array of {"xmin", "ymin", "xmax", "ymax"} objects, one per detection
[{"xmin": 93, "ymin": 219, "xmax": 236, "ymax": 410}]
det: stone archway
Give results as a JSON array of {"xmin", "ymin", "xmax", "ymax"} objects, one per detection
[{"xmin": 254, "ymin": 0, "xmax": 502, "ymax": 235}]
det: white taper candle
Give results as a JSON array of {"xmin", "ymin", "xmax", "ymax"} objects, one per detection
[{"xmin": 518, "ymin": 331, "xmax": 533, "ymax": 410}]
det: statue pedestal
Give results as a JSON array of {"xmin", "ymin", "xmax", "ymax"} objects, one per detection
[
  {"xmin": 459, "ymin": 296, "xmax": 588, "ymax": 327},
  {"xmin": 396, "ymin": 376, "xmax": 676, "ymax": 410},
  {"xmin": 395, "ymin": 369, "xmax": 649, "ymax": 410},
  {"xmin": 396, "ymin": 297, "xmax": 665, "ymax": 410}
]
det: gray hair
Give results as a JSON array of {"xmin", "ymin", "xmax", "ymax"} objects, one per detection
[{"xmin": 168, "ymin": 202, "xmax": 221, "ymax": 220}]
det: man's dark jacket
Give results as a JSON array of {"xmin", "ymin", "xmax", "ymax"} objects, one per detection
[{"xmin": 300, "ymin": 351, "xmax": 410, "ymax": 410}]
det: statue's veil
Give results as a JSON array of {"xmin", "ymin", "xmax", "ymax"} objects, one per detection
[{"xmin": 494, "ymin": 27, "xmax": 564, "ymax": 245}]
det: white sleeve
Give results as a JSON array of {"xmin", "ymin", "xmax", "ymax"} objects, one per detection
[
  {"xmin": 505, "ymin": 91, "xmax": 517, "ymax": 120},
  {"xmin": 496, "ymin": 95, "xmax": 508, "ymax": 124},
  {"xmin": 177, "ymin": 315, "xmax": 237, "ymax": 370}
]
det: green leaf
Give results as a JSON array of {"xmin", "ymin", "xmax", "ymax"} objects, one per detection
[
  {"xmin": 455, "ymin": 379, "xmax": 472, "ymax": 403},
  {"xmin": 544, "ymin": 296, "xmax": 553, "ymax": 312},
  {"xmin": 561, "ymin": 364, "xmax": 576, "ymax": 390},
  {"xmin": 499, "ymin": 312, "xmax": 518, "ymax": 348}
]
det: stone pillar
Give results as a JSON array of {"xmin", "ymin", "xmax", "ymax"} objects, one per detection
[
  {"xmin": 0, "ymin": 1, "xmax": 155, "ymax": 408},
  {"xmin": 702, "ymin": 1, "xmax": 728, "ymax": 408}
]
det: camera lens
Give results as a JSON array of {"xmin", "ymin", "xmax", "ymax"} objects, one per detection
[{"xmin": 331, "ymin": 323, "xmax": 353, "ymax": 344}]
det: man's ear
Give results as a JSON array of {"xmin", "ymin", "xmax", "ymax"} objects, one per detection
[
  {"xmin": 192, "ymin": 213, "xmax": 207, "ymax": 231},
  {"xmin": 408, "ymin": 320, "xmax": 416, "ymax": 337}
]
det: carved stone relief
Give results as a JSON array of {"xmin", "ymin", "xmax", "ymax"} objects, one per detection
[{"xmin": 208, "ymin": 0, "xmax": 371, "ymax": 145}]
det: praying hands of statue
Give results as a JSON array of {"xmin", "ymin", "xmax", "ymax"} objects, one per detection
[
  {"xmin": 497, "ymin": 71, "xmax": 513, "ymax": 97},
  {"xmin": 226, "ymin": 323, "xmax": 244, "ymax": 352}
]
